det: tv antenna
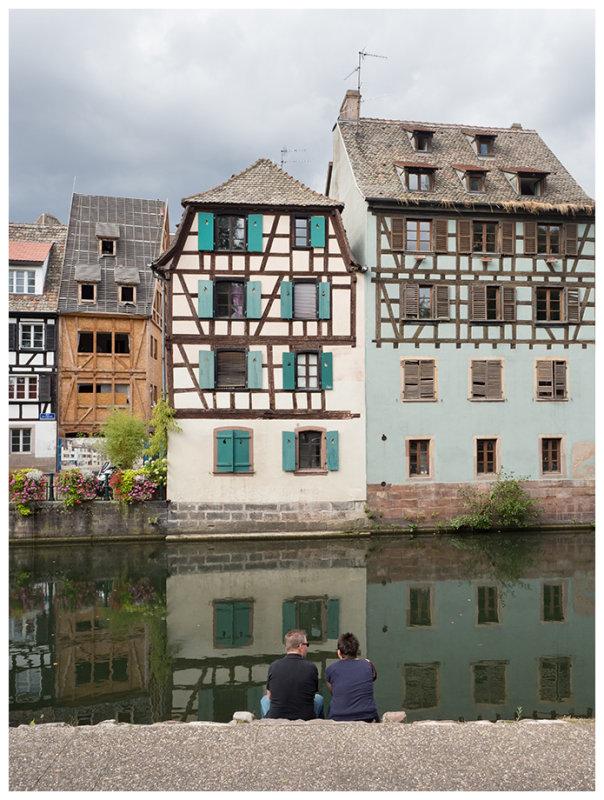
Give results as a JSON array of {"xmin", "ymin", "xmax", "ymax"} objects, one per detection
[
  {"xmin": 280, "ymin": 146, "xmax": 307, "ymax": 169},
  {"xmin": 344, "ymin": 48, "xmax": 387, "ymax": 94}
]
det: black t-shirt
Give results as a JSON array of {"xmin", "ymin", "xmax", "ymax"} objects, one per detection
[{"xmin": 266, "ymin": 653, "xmax": 318, "ymax": 720}]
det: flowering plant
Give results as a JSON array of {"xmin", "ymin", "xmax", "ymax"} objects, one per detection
[
  {"xmin": 9, "ymin": 572, "xmax": 46, "ymax": 616},
  {"xmin": 9, "ymin": 469, "xmax": 47, "ymax": 516},
  {"xmin": 144, "ymin": 457, "xmax": 167, "ymax": 487},
  {"xmin": 55, "ymin": 469, "xmax": 102, "ymax": 509},
  {"xmin": 110, "ymin": 469, "xmax": 158, "ymax": 503},
  {"xmin": 53, "ymin": 579, "xmax": 99, "ymax": 612}
]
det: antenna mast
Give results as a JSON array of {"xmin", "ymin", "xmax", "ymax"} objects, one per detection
[
  {"xmin": 344, "ymin": 48, "xmax": 388, "ymax": 94},
  {"xmin": 280, "ymin": 146, "xmax": 307, "ymax": 169}
]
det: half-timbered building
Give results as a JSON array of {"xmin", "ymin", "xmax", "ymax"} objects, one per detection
[
  {"xmin": 327, "ymin": 90, "xmax": 595, "ymax": 524},
  {"xmin": 9, "ymin": 215, "xmax": 67, "ymax": 471},
  {"xmin": 57, "ymin": 194, "xmax": 169, "ymax": 441},
  {"xmin": 152, "ymin": 159, "xmax": 366, "ymax": 529}
]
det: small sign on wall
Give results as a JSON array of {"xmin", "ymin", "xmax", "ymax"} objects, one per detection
[{"xmin": 39, "ymin": 413, "xmax": 56, "ymax": 420}]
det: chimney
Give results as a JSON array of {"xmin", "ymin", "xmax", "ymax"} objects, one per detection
[
  {"xmin": 510, "ymin": 122, "xmax": 523, "ymax": 129},
  {"xmin": 339, "ymin": 90, "xmax": 361, "ymax": 122}
]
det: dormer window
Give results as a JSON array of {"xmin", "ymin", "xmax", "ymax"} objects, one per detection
[
  {"xmin": 9, "ymin": 269, "xmax": 36, "ymax": 294},
  {"xmin": 119, "ymin": 285, "xmax": 136, "ymax": 304},
  {"xmin": 79, "ymin": 283, "xmax": 97, "ymax": 304},
  {"xmin": 503, "ymin": 168, "xmax": 549, "ymax": 197},
  {"xmin": 476, "ymin": 135, "xmax": 495, "ymax": 155},
  {"xmin": 95, "ymin": 223, "xmax": 120, "ymax": 257},
  {"xmin": 453, "ymin": 164, "xmax": 488, "ymax": 193},
  {"xmin": 413, "ymin": 131, "xmax": 433, "ymax": 152},
  {"xmin": 394, "ymin": 163, "xmax": 437, "ymax": 192}
]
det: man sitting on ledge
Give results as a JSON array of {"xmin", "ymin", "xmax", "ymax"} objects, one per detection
[{"xmin": 261, "ymin": 629, "xmax": 324, "ymax": 720}]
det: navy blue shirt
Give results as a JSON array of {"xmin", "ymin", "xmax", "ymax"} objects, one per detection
[
  {"xmin": 326, "ymin": 658, "xmax": 379, "ymax": 721},
  {"xmin": 266, "ymin": 653, "xmax": 318, "ymax": 720}
]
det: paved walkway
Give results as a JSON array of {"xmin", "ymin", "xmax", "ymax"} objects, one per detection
[{"xmin": 9, "ymin": 718, "xmax": 594, "ymax": 792}]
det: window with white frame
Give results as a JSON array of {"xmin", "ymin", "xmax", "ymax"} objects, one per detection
[
  {"xmin": 19, "ymin": 322, "xmax": 44, "ymax": 350},
  {"xmin": 9, "ymin": 375, "xmax": 38, "ymax": 400},
  {"xmin": 9, "ymin": 270, "xmax": 36, "ymax": 294},
  {"xmin": 11, "ymin": 428, "xmax": 32, "ymax": 453}
]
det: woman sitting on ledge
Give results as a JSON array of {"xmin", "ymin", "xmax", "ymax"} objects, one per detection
[{"xmin": 326, "ymin": 632, "xmax": 379, "ymax": 723}]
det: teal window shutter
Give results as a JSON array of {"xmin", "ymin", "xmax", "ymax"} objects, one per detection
[
  {"xmin": 282, "ymin": 352, "xmax": 295, "ymax": 390},
  {"xmin": 246, "ymin": 281, "xmax": 262, "ymax": 319},
  {"xmin": 318, "ymin": 281, "xmax": 331, "ymax": 319},
  {"xmin": 216, "ymin": 603, "xmax": 234, "ymax": 646},
  {"xmin": 247, "ymin": 214, "xmax": 263, "ymax": 252},
  {"xmin": 280, "ymin": 281, "xmax": 293, "ymax": 319},
  {"xmin": 216, "ymin": 430, "xmax": 234, "ymax": 472},
  {"xmin": 247, "ymin": 351, "xmax": 263, "ymax": 389},
  {"xmin": 326, "ymin": 599, "xmax": 339, "ymax": 639},
  {"xmin": 198, "ymin": 280, "xmax": 214, "ymax": 318},
  {"xmin": 198, "ymin": 688, "xmax": 214, "ymax": 721},
  {"xmin": 233, "ymin": 602, "xmax": 252, "ymax": 645},
  {"xmin": 233, "ymin": 431, "xmax": 251, "ymax": 473},
  {"xmin": 199, "ymin": 350, "xmax": 215, "ymax": 389},
  {"xmin": 310, "ymin": 216, "xmax": 326, "ymax": 248},
  {"xmin": 326, "ymin": 430, "xmax": 339, "ymax": 471},
  {"xmin": 321, "ymin": 352, "xmax": 333, "ymax": 390},
  {"xmin": 282, "ymin": 431, "xmax": 296, "ymax": 471},
  {"xmin": 282, "ymin": 601, "xmax": 296, "ymax": 638},
  {"xmin": 198, "ymin": 212, "xmax": 214, "ymax": 251}
]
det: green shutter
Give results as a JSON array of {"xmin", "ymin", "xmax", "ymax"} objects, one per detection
[
  {"xmin": 198, "ymin": 212, "xmax": 214, "ymax": 251},
  {"xmin": 310, "ymin": 216, "xmax": 326, "ymax": 248},
  {"xmin": 216, "ymin": 430, "xmax": 234, "ymax": 472},
  {"xmin": 280, "ymin": 281, "xmax": 293, "ymax": 319},
  {"xmin": 282, "ymin": 601, "xmax": 296, "ymax": 638},
  {"xmin": 320, "ymin": 352, "xmax": 333, "ymax": 389},
  {"xmin": 247, "ymin": 214, "xmax": 263, "ymax": 252},
  {"xmin": 198, "ymin": 350, "xmax": 215, "ymax": 389},
  {"xmin": 247, "ymin": 351, "xmax": 263, "ymax": 389},
  {"xmin": 233, "ymin": 602, "xmax": 252, "ymax": 645},
  {"xmin": 233, "ymin": 431, "xmax": 251, "ymax": 473},
  {"xmin": 282, "ymin": 431, "xmax": 296, "ymax": 471},
  {"xmin": 326, "ymin": 599, "xmax": 339, "ymax": 639},
  {"xmin": 326, "ymin": 430, "xmax": 339, "ymax": 471},
  {"xmin": 318, "ymin": 281, "xmax": 331, "ymax": 319},
  {"xmin": 215, "ymin": 603, "xmax": 234, "ymax": 646},
  {"xmin": 282, "ymin": 352, "xmax": 295, "ymax": 390},
  {"xmin": 198, "ymin": 280, "xmax": 214, "ymax": 318},
  {"xmin": 246, "ymin": 281, "xmax": 262, "ymax": 319},
  {"xmin": 198, "ymin": 688, "xmax": 214, "ymax": 721}
]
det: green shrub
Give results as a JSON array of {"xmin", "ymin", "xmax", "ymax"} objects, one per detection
[
  {"xmin": 449, "ymin": 471, "xmax": 541, "ymax": 531},
  {"xmin": 147, "ymin": 398, "xmax": 181, "ymax": 459},
  {"xmin": 99, "ymin": 410, "xmax": 147, "ymax": 469}
]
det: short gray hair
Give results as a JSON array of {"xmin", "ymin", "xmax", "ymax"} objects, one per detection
[{"xmin": 284, "ymin": 630, "xmax": 307, "ymax": 651}]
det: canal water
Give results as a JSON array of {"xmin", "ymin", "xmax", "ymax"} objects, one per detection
[{"xmin": 9, "ymin": 531, "xmax": 594, "ymax": 726}]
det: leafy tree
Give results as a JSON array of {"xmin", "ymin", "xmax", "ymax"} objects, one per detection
[
  {"xmin": 147, "ymin": 397, "xmax": 182, "ymax": 459},
  {"xmin": 99, "ymin": 409, "xmax": 147, "ymax": 469}
]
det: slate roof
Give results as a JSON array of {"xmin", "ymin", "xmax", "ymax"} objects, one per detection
[
  {"xmin": 335, "ymin": 116, "xmax": 594, "ymax": 213},
  {"xmin": 9, "ymin": 219, "xmax": 67, "ymax": 314},
  {"xmin": 183, "ymin": 158, "xmax": 342, "ymax": 208},
  {"xmin": 58, "ymin": 193, "xmax": 168, "ymax": 316}
]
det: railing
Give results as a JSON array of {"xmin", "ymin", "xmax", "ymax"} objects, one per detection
[{"xmin": 41, "ymin": 474, "xmax": 165, "ymax": 502}]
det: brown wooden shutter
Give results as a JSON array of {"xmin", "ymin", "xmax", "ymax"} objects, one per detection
[
  {"xmin": 403, "ymin": 283, "xmax": 419, "ymax": 318},
  {"xmin": 471, "ymin": 360, "xmax": 487, "ymax": 397},
  {"xmin": 435, "ymin": 285, "xmax": 450, "ymax": 319},
  {"xmin": 403, "ymin": 360, "xmax": 420, "ymax": 399},
  {"xmin": 565, "ymin": 222, "xmax": 578, "ymax": 256},
  {"xmin": 502, "ymin": 286, "xmax": 516, "ymax": 321},
  {"xmin": 536, "ymin": 360, "xmax": 553, "ymax": 399},
  {"xmin": 554, "ymin": 361, "xmax": 567, "ymax": 399},
  {"xmin": 486, "ymin": 360, "xmax": 503, "ymax": 399},
  {"xmin": 524, "ymin": 222, "xmax": 537, "ymax": 255},
  {"xmin": 565, "ymin": 288, "xmax": 580, "ymax": 322},
  {"xmin": 471, "ymin": 284, "xmax": 486, "ymax": 320},
  {"xmin": 391, "ymin": 217, "xmax": 405, "ymax": 251},
  {"xmin": 419, "ymin": 360, "xmax": 435, "ymax": 399},
  {"xmin": 434, "ymin": 219, "xmax": 448, "ymax": 253},
  {"xmin": 501, "ymin": 221, "xmax": 515, "ymax": 255},
  {"xmin": 457, "ymin": 220, "xmax": 472, "ymax": 253}
]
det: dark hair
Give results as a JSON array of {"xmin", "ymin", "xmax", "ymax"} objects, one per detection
[{"xmin": 337, "ymin": 632, "xmax": 360, "ymax": 658}]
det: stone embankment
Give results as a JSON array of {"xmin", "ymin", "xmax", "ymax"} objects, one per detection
[{"xmin": 9, "ymin": 717, "xmax": 595, "ymax": 792}]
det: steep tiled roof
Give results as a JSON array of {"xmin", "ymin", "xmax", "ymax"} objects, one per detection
[
  {"xmin": 9, "ymin": 220, "xmax": 67, "ymax": 313},
  {"xmin": 183, "ymin": 158, "xmax": 341, "ymax": 208},
  {"xmin": 9, "ymin": 241, "xmax": 53, "ymax": 263},
  {"xmin": 58, "ymin": 194, "xmax": 168, "ymax": 316},
  {"xmin": 336, "ymin": 117, "xmax": 594, "ymax": 212}
]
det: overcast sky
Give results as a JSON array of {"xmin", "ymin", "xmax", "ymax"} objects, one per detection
[{"xmin": 9, "ymin": 7, "xmax": 595, "ymax": 230}]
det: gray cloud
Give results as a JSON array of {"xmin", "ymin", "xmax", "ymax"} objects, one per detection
[{"xmin": 9, "ymin": 9, "xmax": 594, "ymax": 228}]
